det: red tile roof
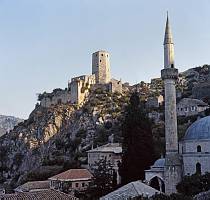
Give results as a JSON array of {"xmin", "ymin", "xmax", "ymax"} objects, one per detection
[
  {"xmin": 49, "ymin": 169, "xmax": 93, "ymax": 181},
  {"xmin": 15, "ymin": 181, "xmax": 50, "ymax": 192},
  {"xmin": 0, "ymin": 189, "xmax": 78, "ymax": 200}
]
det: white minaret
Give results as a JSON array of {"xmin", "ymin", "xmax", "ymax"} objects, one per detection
[{"xmin": 161, "ymin": 14, "xmax": 182, "ymax": 194}]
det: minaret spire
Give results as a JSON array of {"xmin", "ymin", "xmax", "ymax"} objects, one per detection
[
  {"xmin": 163, "ymin": 12, "xmax": 175, "ymax": 69},
  {"xmin": 164, "ymin": 12, "xmax": 173, "ymax": 45}
]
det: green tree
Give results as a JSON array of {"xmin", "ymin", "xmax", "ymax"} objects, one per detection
[
  {"xmin": 88, "ymin": 158, "xmax": 117, "ymax": 199},
  {"xmin": 177, "ymin": 173, "xmax": 210, "ymax": 197},
  {"xmin": 119, "ymin": 92, "xmax": 155, "ymax": 184}
]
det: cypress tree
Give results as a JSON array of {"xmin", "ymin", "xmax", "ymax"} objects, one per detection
[{"xmin": 119, "ymin": 91, "xmax": 155, "ymax": 184}]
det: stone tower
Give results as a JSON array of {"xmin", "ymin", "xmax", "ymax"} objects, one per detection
[
  {"xmin": 92, "ymin": 50, "xmax": 111, "ymax": 84},
  {"xmin": 161, "ymin": 14, "xmax": 182, "ymax": 194}
]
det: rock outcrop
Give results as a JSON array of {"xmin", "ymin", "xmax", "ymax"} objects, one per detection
[{"xmin": 0, "ymin": 115, "xmax": 23, "ymax": 137}]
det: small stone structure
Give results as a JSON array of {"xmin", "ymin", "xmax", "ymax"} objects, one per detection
[
  {"xmin": 108, "ymin": 78, "xmax": 122, "ymax": 93},
  {"xmin": 69, "ymin": 74, "xmax": 95, "ymax": 105},
  {"xmin": 87, "ymin": 143, "xmax": 122, "ymax": 184},
  {"xmin": 146, "ymin": 95, "xmax": 164, "ymax": 108},
  {"xmin": 177, "ymin": 98, "xmax": 209, "ymax": 117}
]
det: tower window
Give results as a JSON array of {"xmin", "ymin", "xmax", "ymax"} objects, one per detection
[
  {"xmin": 196, "ymin": 162, "xmax": 201, "ymax": 174},
  {"xmin": 171, "ymin": 64, "xmax": 174, "ymax": 68},
  {"xmin": 101, "ymin": 54, "xmax": 103, "ymax": 56},
  {"xmin": 100, "ymin": 60, "xmax": 101, "ymax": 62},
  {"xmin": 197, "ymin": 145, "xmax": 201, "ymax": 152}
]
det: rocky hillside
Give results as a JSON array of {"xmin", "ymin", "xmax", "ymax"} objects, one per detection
[
  {"xmin": 0, "ymin": 115, "xmax": 23, "ymax": 137},
  {"xmin": 0, "ymin": 88, "xmax": 129, "ymax": 189}
]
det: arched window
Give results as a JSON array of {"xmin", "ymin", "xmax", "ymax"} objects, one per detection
[
  {"xmin": 196, "ymin": 162, "xmax": 201, "ymax": 174},
  {"xmin": 197, "ymin": 145, "xmax": 201, "ymax": 152}
]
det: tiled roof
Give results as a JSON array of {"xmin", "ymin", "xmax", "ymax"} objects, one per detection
[
  {"xmin": 49, "ymin": 169, "xmax": 93, "ymax": 181},
  {"xmin": 0, "ymin": 189, "xmax": 78, "ymax": 200},
  {"xmin": 87, "ymin": 143, "xmax": 122, "ymax": 154},
  {"xmin": 15, "ymin": 181, "xmax": 50, "ymax": 192},
  {"xmin": 100, "ymin": 181, "xmax": 160, "ymax": 200}
]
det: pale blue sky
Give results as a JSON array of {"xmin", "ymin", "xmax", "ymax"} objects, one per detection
[{"xmin": 0, "ymin": 0, "xmax": 210, "ymax": 119}]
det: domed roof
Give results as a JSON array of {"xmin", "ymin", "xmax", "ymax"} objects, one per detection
[
  {"xmin": 152, "ymin": 158, "xmax": 165, "ymax": 168},
  {"xmin": 184, "ymin": 116, "xmax": 210, "ymax": 141}
]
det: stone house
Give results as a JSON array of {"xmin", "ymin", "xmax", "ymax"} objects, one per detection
[
  {"xmin": 87, "ymin": 143, "xmax": 122, "ymax": 184},
  {"xmin": 49, "ymin": 169, "xmax": 93, "ymax": 193},
  {"xmin": 177, "ymin": 98, "xmax": 209, "ymax": 117},
  {"xmin": 146, "ymin": 95, "xmax": 164, "ymax": 108},
  {"xmin": 108, "ymin": 78, "xmax": 122, "ymax": 93}
]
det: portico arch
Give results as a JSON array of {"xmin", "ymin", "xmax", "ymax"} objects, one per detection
[{"xmin": 149, "ymin": 176, "xmax": 165, "ymax": 193}]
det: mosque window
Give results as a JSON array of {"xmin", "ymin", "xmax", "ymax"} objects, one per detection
[
  {"xmin": 197, "ymin": 145, "xmax": 201, "ymax": 152},
  {"xmin": 171, "ymin": 64, "xmax": 174, "ymax": 68},
  {"xmin": 101, "ymin": 54, "xmax": 104, "ymax": 56},
  {"xmin": 196, "ymin": 162, "xmax": 201, "ymax": 174},
  {"xmin": 191, "ymin": 106, "xmax": 196, "ymax": 111}
]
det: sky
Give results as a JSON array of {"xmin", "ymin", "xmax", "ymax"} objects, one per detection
[{"xmin": 0, "ymin": 0, "xmax": 210, "ymax": 119}]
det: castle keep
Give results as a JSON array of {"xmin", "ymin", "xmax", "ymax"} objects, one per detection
[{"xmin": 92, "ymin": 51, "xmax": 111, "ymax": 84}]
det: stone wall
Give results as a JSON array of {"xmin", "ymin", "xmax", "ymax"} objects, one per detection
[
  {"xmin": 69, "ymin": 74, "xmax": 95, "ymax": 105},
  {"xmin": 39, "ymin": 89, "xmax": 71, "ymax": 108},
  {"xmin": 179, "ymin": 140, "xmax": 210, "ymax": 175},
  {"xmin": 108, "ymin": 79, "xmax": 122, "ymax": 93}
]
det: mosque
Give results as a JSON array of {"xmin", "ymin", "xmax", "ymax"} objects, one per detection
[{"xmin": 145, "ymin": 15, "xmax": 210, "ymax": 194}]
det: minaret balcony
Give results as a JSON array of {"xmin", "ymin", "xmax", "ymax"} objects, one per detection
[{"xmin": 161, "ymin": 68, "xmax": 178, "ymax": 80}]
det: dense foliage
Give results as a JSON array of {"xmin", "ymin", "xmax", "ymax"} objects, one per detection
[
  {"xmin": 119, "ymin": 92, "xmax": 155, "ymax": 184},
  {"xmin": 177, "ymin": 173, "xmax": 210, "ymax": 197},
  {"xmin": 87, "ymin": 158, "xmax": 117, "ymax": 199}
]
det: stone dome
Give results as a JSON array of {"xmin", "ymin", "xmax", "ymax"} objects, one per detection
[
  {"xmin": 184, "ymin": 116, "xmax": 210, "ymax": 140},
  {"xmin": 152, "ymin": 158, "xmax": 165, "ymax": 168}
]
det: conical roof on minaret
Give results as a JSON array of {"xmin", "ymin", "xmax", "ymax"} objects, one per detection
[{"xmin": 164, "ymin": 13, "xmax": 173, "ymax": 44}]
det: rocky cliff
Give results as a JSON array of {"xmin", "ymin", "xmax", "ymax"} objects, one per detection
[{"xmin": 0, "ymin": 88, "xmax": 128, "ymax": 188}]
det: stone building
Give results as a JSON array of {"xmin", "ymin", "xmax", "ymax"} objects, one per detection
[
  {"xmin": 179, "ymin": 116, "xmax": 210, "ymax": 176},
  {"xmin": 87, "ymin": 143, "xmax": 122, "ymax": 184},
  {"xmin": 49, "ymin": 169, "xmax": 93, "ymax": 193},
  {"xmin": 146, "ymin": 95, "xmax": 164, "ymax": 108},
  {"xmin": 177, "ymin": 98, "xmax": 209, "ymax": 117},
  {"xmin": 108, "ymin": 79, "xmax": 122, "ymax": 93},
  {"xmin": 38, "ymin": 89, "xmax": 71, "ymax": 108},
  {"xmin": 192, "ymin": 82, "xmax": 210, "ymax": 100},
  {"xmin": 69, "ymin": 74, "xmax": 95, "ymax": 105},
  {"xmin": 92, "ymin": 50, "xmax": 111, "ymax": 84}
]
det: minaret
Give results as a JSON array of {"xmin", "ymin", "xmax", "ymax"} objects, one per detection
[{"xmin": 161, "ymin": 14, "xmax": 182, "ymax": 194}]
